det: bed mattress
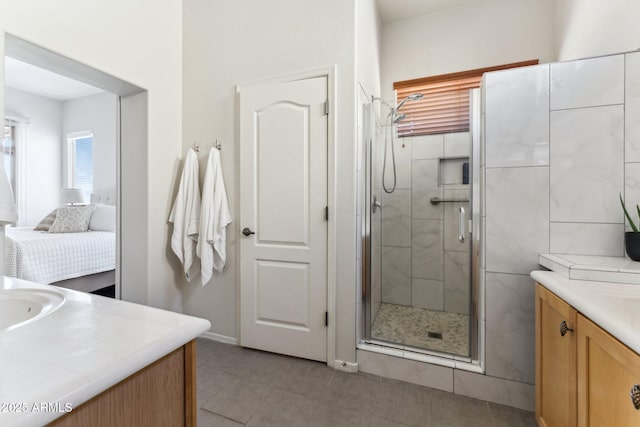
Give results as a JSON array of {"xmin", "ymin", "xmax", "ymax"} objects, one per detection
[{"xmin": 4, "ymin": 227, "xmax": 116, "ymax": 284}]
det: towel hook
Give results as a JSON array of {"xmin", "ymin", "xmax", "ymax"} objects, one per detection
[
  {"xmin": 214, "ymin": 139, "xmax": 222, "ymax": 151},
  {"xmin": 192, "ymin": 141, "xmax": 200, "ymax": 153}
]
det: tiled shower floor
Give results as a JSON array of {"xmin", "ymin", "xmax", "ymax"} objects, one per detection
[{"xmin": 371, "ymin": 303, "xmax": 469, "ymax": 356}]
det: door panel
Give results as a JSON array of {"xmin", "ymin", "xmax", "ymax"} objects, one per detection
[
  {"xmin": 239, "ymin": 76, "xmax": 328, "ymax": 362},
  {"xmin": 256, "ymin": 102, "xmax": 309, "ymax": 245}
]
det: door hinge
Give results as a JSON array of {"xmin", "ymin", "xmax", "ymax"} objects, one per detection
[
  {"xmin": 324, "ymin": 100, "xmax": 329, "ymax": 115},
  {"xmin": 325, "ymin": 206, "xmax": 329, "ymax": 221},
  {"xmin": 325, "ymin": 311, "xmax": 328, "ymax": 327}
]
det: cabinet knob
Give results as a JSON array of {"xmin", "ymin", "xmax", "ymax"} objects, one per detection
[
  {"xmin": 631, "ymin": 384, "xmax": 640, "ymax": 410},
  {"xmin": 560, "ymin": 320, "xmax": 573, "ymax": 337}
]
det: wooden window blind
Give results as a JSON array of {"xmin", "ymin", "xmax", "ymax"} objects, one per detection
[{"xmin": 393, "ymin": 60, "xmax": 538, "ymax": 137}]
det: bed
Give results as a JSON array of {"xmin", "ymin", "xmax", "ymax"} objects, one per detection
[{"xmin": 3, "ymin": 193, "xmax": 117, "ymax": 294}]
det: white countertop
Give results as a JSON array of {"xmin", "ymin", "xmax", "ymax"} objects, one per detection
[
  {"xmin": 0, "ymin": 277, "xmax": 210, "ymax": 427},
  {"xmin": 531, "ymin": 270, "xmax": 640, "ymax": 355},
  {"xmin": 539, "ymin": 253, "xmax": 640, "ymax": 285}
]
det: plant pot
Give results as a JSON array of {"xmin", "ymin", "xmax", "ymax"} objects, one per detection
[{"xmin": 625, "ymin": 232, "xmax": 640, "ymax": 261}]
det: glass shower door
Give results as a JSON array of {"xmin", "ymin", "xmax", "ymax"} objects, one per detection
[{"xmin": 363, "ymin": 90, "xmax": 480, "ymax": 359}]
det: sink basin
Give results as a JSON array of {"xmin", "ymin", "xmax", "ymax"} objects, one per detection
[{"xmin": 0, "ymin": 288, "xmax": 65, "ymax": 331}]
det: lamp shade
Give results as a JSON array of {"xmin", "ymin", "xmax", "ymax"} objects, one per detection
[{"xmin": 60, "ymin": 188, "xmax": 85, "ymax": 205}]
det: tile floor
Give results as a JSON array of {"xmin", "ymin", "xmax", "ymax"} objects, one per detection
[
  {"xmin": 371, "ymin": 303, "xmax": 469, "ymax": 356},
  {"xmin": 196, "ymin": 338, "xmax": 536, "ymax": 427}
]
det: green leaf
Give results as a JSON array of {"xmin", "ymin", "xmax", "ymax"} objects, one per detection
[{"xmin": 620, "ymin": 193, "xmax": 639, "ymax": 232}]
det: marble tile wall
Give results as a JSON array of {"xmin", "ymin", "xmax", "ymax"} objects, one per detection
[
  {"xmin": 380, "ymin": 131, "xmax": 471, "ymax": 315},
  {"xmin": 482, "ymin": 52, "xmax": 634, "ymax": 393}
]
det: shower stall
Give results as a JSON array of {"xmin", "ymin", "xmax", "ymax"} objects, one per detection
[{"xmin": 361, "ymin": 89, "xmax": 482, "ymax": 361}]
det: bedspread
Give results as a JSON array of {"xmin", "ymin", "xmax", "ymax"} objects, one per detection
[{"xmin": 4, "ymin": 227, "xmax": 115, "ymax": 284}]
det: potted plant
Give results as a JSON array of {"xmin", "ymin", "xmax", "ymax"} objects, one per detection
[{"xmin": 620, "ymin": 193, "xmax": 640, "ymax": 261}]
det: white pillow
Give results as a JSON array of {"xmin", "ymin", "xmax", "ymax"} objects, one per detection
[
  {"xmin": 89, "ymin": 204, "xmax": 116, "ymax": 232},
  {"xmin": 49, "ymin": 206, "xmax": 95, "ymax": 233}
]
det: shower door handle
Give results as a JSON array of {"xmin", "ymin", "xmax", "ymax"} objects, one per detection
[{"xmin": 458, "ymin": 207, "xmax": 465, "ymax": 243}]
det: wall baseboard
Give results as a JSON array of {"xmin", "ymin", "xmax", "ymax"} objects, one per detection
[
  {"xmin": 334, "ymin": 359, "xmax": 358, "ymax": 373},
  {"xmin": 199, "ymin": 331, "xmax": 238, "ymax": 346}
]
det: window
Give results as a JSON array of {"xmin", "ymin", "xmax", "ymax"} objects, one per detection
[
  {"xmin": 67, "ymin": 132, "xmax": 94, "ymax": 194},
  {"xmin": 3, "ymin": 119, "xmax": 16, "ymax": 194},
  {"xmin": 394, "ymin": 60, "xmax": 539, "ymax": 137}
]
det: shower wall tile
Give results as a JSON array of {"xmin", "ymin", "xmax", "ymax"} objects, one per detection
[
  {"xmin": 454, "ymin": 370, "xmax": 534, "ymax": 412},
  {"xmin": 412, "ymin": 134, "xmax": 443, "ymax": 160},
  {"xmin": 393, "ymin": 137, "xmax": 412, "ymax": 189},
  {"xmin": 358, "ymin": 349, "xmax": 454, "ymax": 392},
  {"xmin": 550, "ymin": 222, "xmax": 624, "ymax": 256},
  {"xmin": 444, "ymin": 251, "xmax": 470, "ymax": 315},
  {"xmin": 412, "ymin": 219, "xmax": 443, "ymax": 280},
  {"xmin": 412, "ymin": 278, "xmax": 444, "ymax": 311},
  {"xmin": 550, "ymin": 106, "xmax": 624, "ymax": 223},
  {"xmin": 444, "ymin": 132, "xmax": 470, "ymax": 158},
  {"xmin": 412, "ymin": 159, "xmax": 443, "ymax": 219},
  {"xmin": 382, "ymin": 190, "xmax": 411, "ymax": 247},
  {"xmin": 485, "ymin": 167, "xmax": 549, "ymax": 274},
  {"xmin": 381, "ymin": 246, "xmax": 411, "ymax": 306},
  {"xmin": 625, "ymin": 163, "xmax": 640, "ymax": 232},
  {"xmin": 550, "ymin": 54, "xmax": 624, "ymax": 110},
  {"xmin": 626, "ymin": 52, "xmax": 640, "ymax": 162},
  {"xmin": 485, "ymin": 272, "xmax": 535, "ymax": 385},
  {"xmin": 485, "ymin": 64, "xmax": 549, "ymax": 168}
]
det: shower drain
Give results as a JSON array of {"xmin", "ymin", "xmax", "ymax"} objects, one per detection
[{"xmin": 428, "ymin": 331, "xmax": 443, "ymax": 339}]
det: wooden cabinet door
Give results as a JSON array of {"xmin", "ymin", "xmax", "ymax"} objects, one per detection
[
  {"xmin": 536, "ymin": 284, "xmax": 577, "ymax": 427},
  {"xmin": 578, "ymin": 315, "xmax": 640, "ymax": 427}
]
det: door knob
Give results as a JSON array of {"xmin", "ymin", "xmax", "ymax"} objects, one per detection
[{"xmin": 242, "ymin": 227, "xmax": 256, "ymax": 237}]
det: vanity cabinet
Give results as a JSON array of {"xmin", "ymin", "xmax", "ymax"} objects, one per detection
[
  {"xmin": 48, "ymin": 340, "xmax": 197, "ymax": 427},
  {"xmin": 535, "ymin": 284, "xmax": 577, "ymax": 427},
  {"xmin": 577, "ymin": 315, "xmax": 640, "ymax": 426},
  {"xmin": 536, "ymin": 284, "xmax": 640, "ymax": 427}
]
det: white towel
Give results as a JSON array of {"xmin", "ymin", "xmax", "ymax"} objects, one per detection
[
  {"xmin": 197, "ymin": 147, "xmax": 232, "ymax": 285},
  {"xmin": 169, "ymin": 148, "xmax": 201, "ymax": 281}
]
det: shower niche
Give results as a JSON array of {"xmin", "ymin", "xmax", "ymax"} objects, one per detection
[{"xmin": 439, "ymin": 157, "xmax": 470, "ymax": 186}]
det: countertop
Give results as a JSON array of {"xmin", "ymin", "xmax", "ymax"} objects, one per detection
[
  {"xmin": 539, "ymin": 253, "xmax": 640, "ymax": 285},
  {"xmin": 0, "ymin": 277, "xmax": 210, "ymax": 427},
  {"xmin": 531, "ymin": 270, "xmax": 640, "ymax": 355}
]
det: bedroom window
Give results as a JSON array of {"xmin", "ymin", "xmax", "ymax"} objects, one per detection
[{"xmin": 67, "ymin": 131, "xmax": 94, "ymax": 194}]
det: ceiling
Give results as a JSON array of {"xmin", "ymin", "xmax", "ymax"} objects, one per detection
[
  {"xmin": 4, "ymin": 56, "xmax": 104, "ymax": 102},
  {"xmin": 376, "ymin": 0, "xmax": 480, "ymax": 24}
]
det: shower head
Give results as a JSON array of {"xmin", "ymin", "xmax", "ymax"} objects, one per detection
[
  {"xmin": 392, "ymin": 113, "xmax": 407, "ymax": 123},
  {"xmin": 396, "ymin": 93, "xmax": 424, "ymax": 110}
]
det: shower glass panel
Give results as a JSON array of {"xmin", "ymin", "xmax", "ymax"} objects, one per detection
[{"xmin": 363, "ymin": 91, "xmax": 479, "ymax": 358}]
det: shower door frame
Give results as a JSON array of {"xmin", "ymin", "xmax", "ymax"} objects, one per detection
[{"xmin": 360, "ymin": 89, "xmax": 483, "ymax": 366}]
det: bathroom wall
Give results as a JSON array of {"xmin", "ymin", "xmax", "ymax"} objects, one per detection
[
  {"xmin": 1, "ymin": 0, "xmax": 185, "ymax": 311},
  {"xmin": 380, "ymin": 0, "xmax": 555, "ymax": 101},
  {"xmin": 555, "ymin": 0, "xmax": 640, "ymax": 62},
  {"xmin": 62, "ymin": 92, "xmax": 118, "ymax": 197},
  {"xmin": 4, "ymin": 86, "xmax": 62, "ymax": 226},
  {"xmin": 379, "ymin": 130, "xmax": 470, "ymax": 315},
  {"xmin": 182, "ymin": 0, "xmax": 359, "ymax": 364},
  {"xmin": 474, "ymin": 50, "xmax": 637, "ymax": 409}
]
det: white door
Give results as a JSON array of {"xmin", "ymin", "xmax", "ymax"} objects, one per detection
[{"xmin": 239, "ymin": 76, "xmax": 328, "ymax": 362}]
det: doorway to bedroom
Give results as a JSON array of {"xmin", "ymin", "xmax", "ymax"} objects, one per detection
[{"xmin": 2, "ymin": 34, "xmax": 148, "ymax": 301}]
